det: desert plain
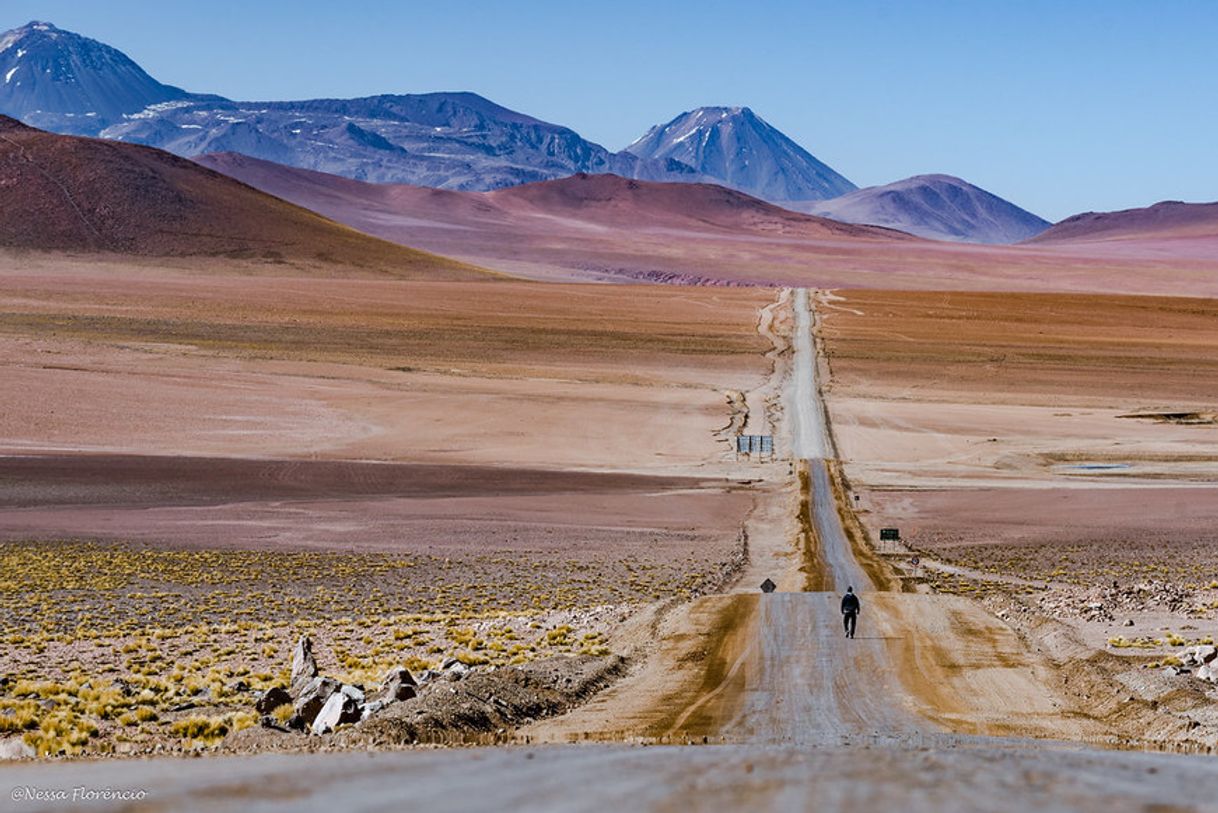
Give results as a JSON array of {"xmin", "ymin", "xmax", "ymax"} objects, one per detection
[
  {"xmin": 0, "ymin": 253, "xmax": 781, "ymax": 753},
  {"xmin": 3, "ymin": 243, "xmax": 1218, "ymax": 763}
]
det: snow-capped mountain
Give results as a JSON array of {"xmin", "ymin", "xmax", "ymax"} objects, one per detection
[
  {"xmin": 100, "ymin": 92, "xmax": 704, "ymax": 190},
  {"xmin": 0, "ymin": 21, "xmax": 703, "ymax": 190},
  {"xmin": 800, "ymin": 174, "xmax": 1050, "ymax": 244},
  {"xmin": 0, "ymin": 21, "xmax": 206, "ymax": 134},
  {"xmin": 625, "ymin": 107, "xmax": 857, "ymax": 204}
]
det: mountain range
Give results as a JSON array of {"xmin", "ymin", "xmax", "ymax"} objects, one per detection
[
  {"xmin": 4, "ymin": 114, "xmax": 1217, "ymax": 296},
  {"xmin": 0, "ymin": 20, "xmax": 1057, "ymax": 243}
]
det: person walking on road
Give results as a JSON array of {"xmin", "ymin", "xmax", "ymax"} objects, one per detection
[{"xmin": 841, "ymin": 586, "xmax": 860, "ymax": 639}]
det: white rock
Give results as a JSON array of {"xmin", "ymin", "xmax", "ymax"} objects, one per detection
[
  {"xmin": 311, "ymin": 692, "xmax": 360, "ymax": 735},
  {"xmin": 293, "ymin": 676, "xmax": 339, "ymax": 727}
]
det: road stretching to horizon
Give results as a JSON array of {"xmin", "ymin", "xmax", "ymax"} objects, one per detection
[{"xmin": 5, "ymin": 290, "xmax": 1218, "ymax": 813}]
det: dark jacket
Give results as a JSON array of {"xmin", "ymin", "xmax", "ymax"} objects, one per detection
[{"xmin": 841, "ymin": 593, "xmax": 860, "ymax": 614}]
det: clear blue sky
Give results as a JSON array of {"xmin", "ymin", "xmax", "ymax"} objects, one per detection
[{"xmin": 6, "ymin": 0, "xmax": 1217, "ymax": 220}]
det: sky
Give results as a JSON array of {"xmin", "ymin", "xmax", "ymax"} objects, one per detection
[{"xmin": 4, "ymin": 0, "xmax": 1216, "ymax": 221}]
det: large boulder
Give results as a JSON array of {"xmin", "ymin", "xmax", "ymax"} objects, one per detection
[
  {"xmin": 442, "ymin": 661, "xmax": 471, "ymax": 682},
  {"xmin": 374, "ymin": 667, "xmax": 418, "ymax": 703},
  {"xmin": 255, "ymin": 686, "xmax": 293, "ymax": 715},
  {"xmin": 1180, "ymin": 645, "xmax": 1218, "ymax": 668},
  {"xmin": 311, "ymin": 692, "xmax": 360, "ymax": 735},
  {"xmin": 290, "ymin": 635, "xmax": 319, "ymax": 694},
  {"xmin": 291, "ymin": 676, "xmax": 339, "ymax": 728}
]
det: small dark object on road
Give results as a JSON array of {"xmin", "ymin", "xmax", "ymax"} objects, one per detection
[{"xmin": 841, "ymin": 586, "xmax": 860, "ymax": 639}]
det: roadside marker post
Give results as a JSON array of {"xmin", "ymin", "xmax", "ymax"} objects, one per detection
[
  {"xmin": 760, "ymin": 578, "xmax": 776, "ymax": 593},
  {"xmin": 736, "ymin": 434, "xmax": 775, "ymax": 462}
]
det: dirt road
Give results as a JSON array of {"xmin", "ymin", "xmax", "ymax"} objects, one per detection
[{"xmin": 3, "ymin": 289, "xmax": 1215, "ymax": 812}]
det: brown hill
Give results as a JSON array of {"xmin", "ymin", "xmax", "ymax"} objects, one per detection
[
  {"xmin": 195, "ymin": 153, "xmax": 914, "ymax": 242},
  {"xmin": 1029, "ymin": 200, "xmax": 1218, "ymax": 244},
  {"xmin": 196, "ymin": 152, "xmax": 1218, "ymax": 295},
  {"xmin": 0, "ymin": 117, "xmax": 489, "ymax": 278},
  {"xmin": 484, "ymin": 173, "xmax": 913, "ymax": 239}
]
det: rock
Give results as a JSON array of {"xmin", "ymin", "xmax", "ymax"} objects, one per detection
[
  {"xmin": 311, "ymin": 692, "xmax": 360, "ymax": 735},
  {"xmin": 293, "ymin": 676, "xmax": 340, "ymax": 727},
  {"xmin": 417, "ymin": 669, "xmax": 441, "ymax": 685},
  {"xmin": 290, "ymin": 635, "xmax": 319, "ymax": 694},
  {"xmin": 255, "ymin": 686, "xmax": 293, "ymax": 715},
  {"xmin": 375, "ymin": 668, "xmax": 418, "ymax": 703},
  {"xmin": 361, "ymin": 700, "xmax": 386, "ymax": 720},
  {"xmin": 259, "ymin": 715, "xmax": 291, "ymax": 732},
  {"xmin": 340, "ymin": 684, "xmax": 365, "ymax": 704},
  {"xmin": 440, "ymin": 657, "xmax": 459, "ymax": 670},
  {"xmin": 1179, "ymin": 645, "xmax": 1216, "ymax": 667},
  {"xmin": 1197, "ymin": 664, "xmax": 1215, "ymax": 683},
  {"xmin": 0, "ymin": 737, "xmax": 34, "ymax": 760},
  {"xmin": 1124, "ymin": 619, "xmax": 1135, "ymax": 627}
]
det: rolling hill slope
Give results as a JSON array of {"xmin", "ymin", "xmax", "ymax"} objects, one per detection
[
  {"xmin": 1029, "ymin": 200, "xmax": 1218, "ymax": 243},
  {"xmin": 0, "ymin": 117, "xmax": 490, "ymax": 278},
  {"xmin": 802, "ymin": 174, "xmax": 1050, "ymax": 244}
]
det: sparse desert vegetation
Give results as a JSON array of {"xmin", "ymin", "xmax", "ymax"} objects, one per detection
[{"xmin": 0, "ymin": 536, "xmax": 744, "ymax": 755}]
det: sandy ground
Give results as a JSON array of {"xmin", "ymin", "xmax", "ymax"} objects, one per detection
[
  {"xmin": 0, "ymin": 257, "xmax": 780, "ymax": 757},
  {"xmin": 821, "ymin": 289, "xmax": 1218, "ymax": 492},
  {"xmin": 528, "ymin": 288, "xmax": 1103, "ymax": 751},
  {"xmin": 0, "ymin": 259, "xmax": 769, "ymax": 471},
  {"xmin": 3, "ymin": 284, "xmax": 1215, "ymax": 808},
  {"xmin": 7, "ymin": 741, "xmax": 1218, "ymax": 813},
  {"xmin": 820, "ymin": 288, "xmax": 1218, "ymax": 713}
]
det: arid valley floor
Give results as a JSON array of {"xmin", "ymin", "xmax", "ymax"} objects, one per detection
[{"xmin": 2, "ymin": 243, "xmax": 1218, "ymax": 811}]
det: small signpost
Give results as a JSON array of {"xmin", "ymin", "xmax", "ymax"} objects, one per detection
[
  {"xmin": 760, "ymin": 578, "xmax": 776, "ymax": 594},
  {"xmin": 879, "ymin": 528, "xmax": 901, "ymax": 541},
  {"xmin": 736, "ymin": 434, "xmax": 774, "ymax": 462}
]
